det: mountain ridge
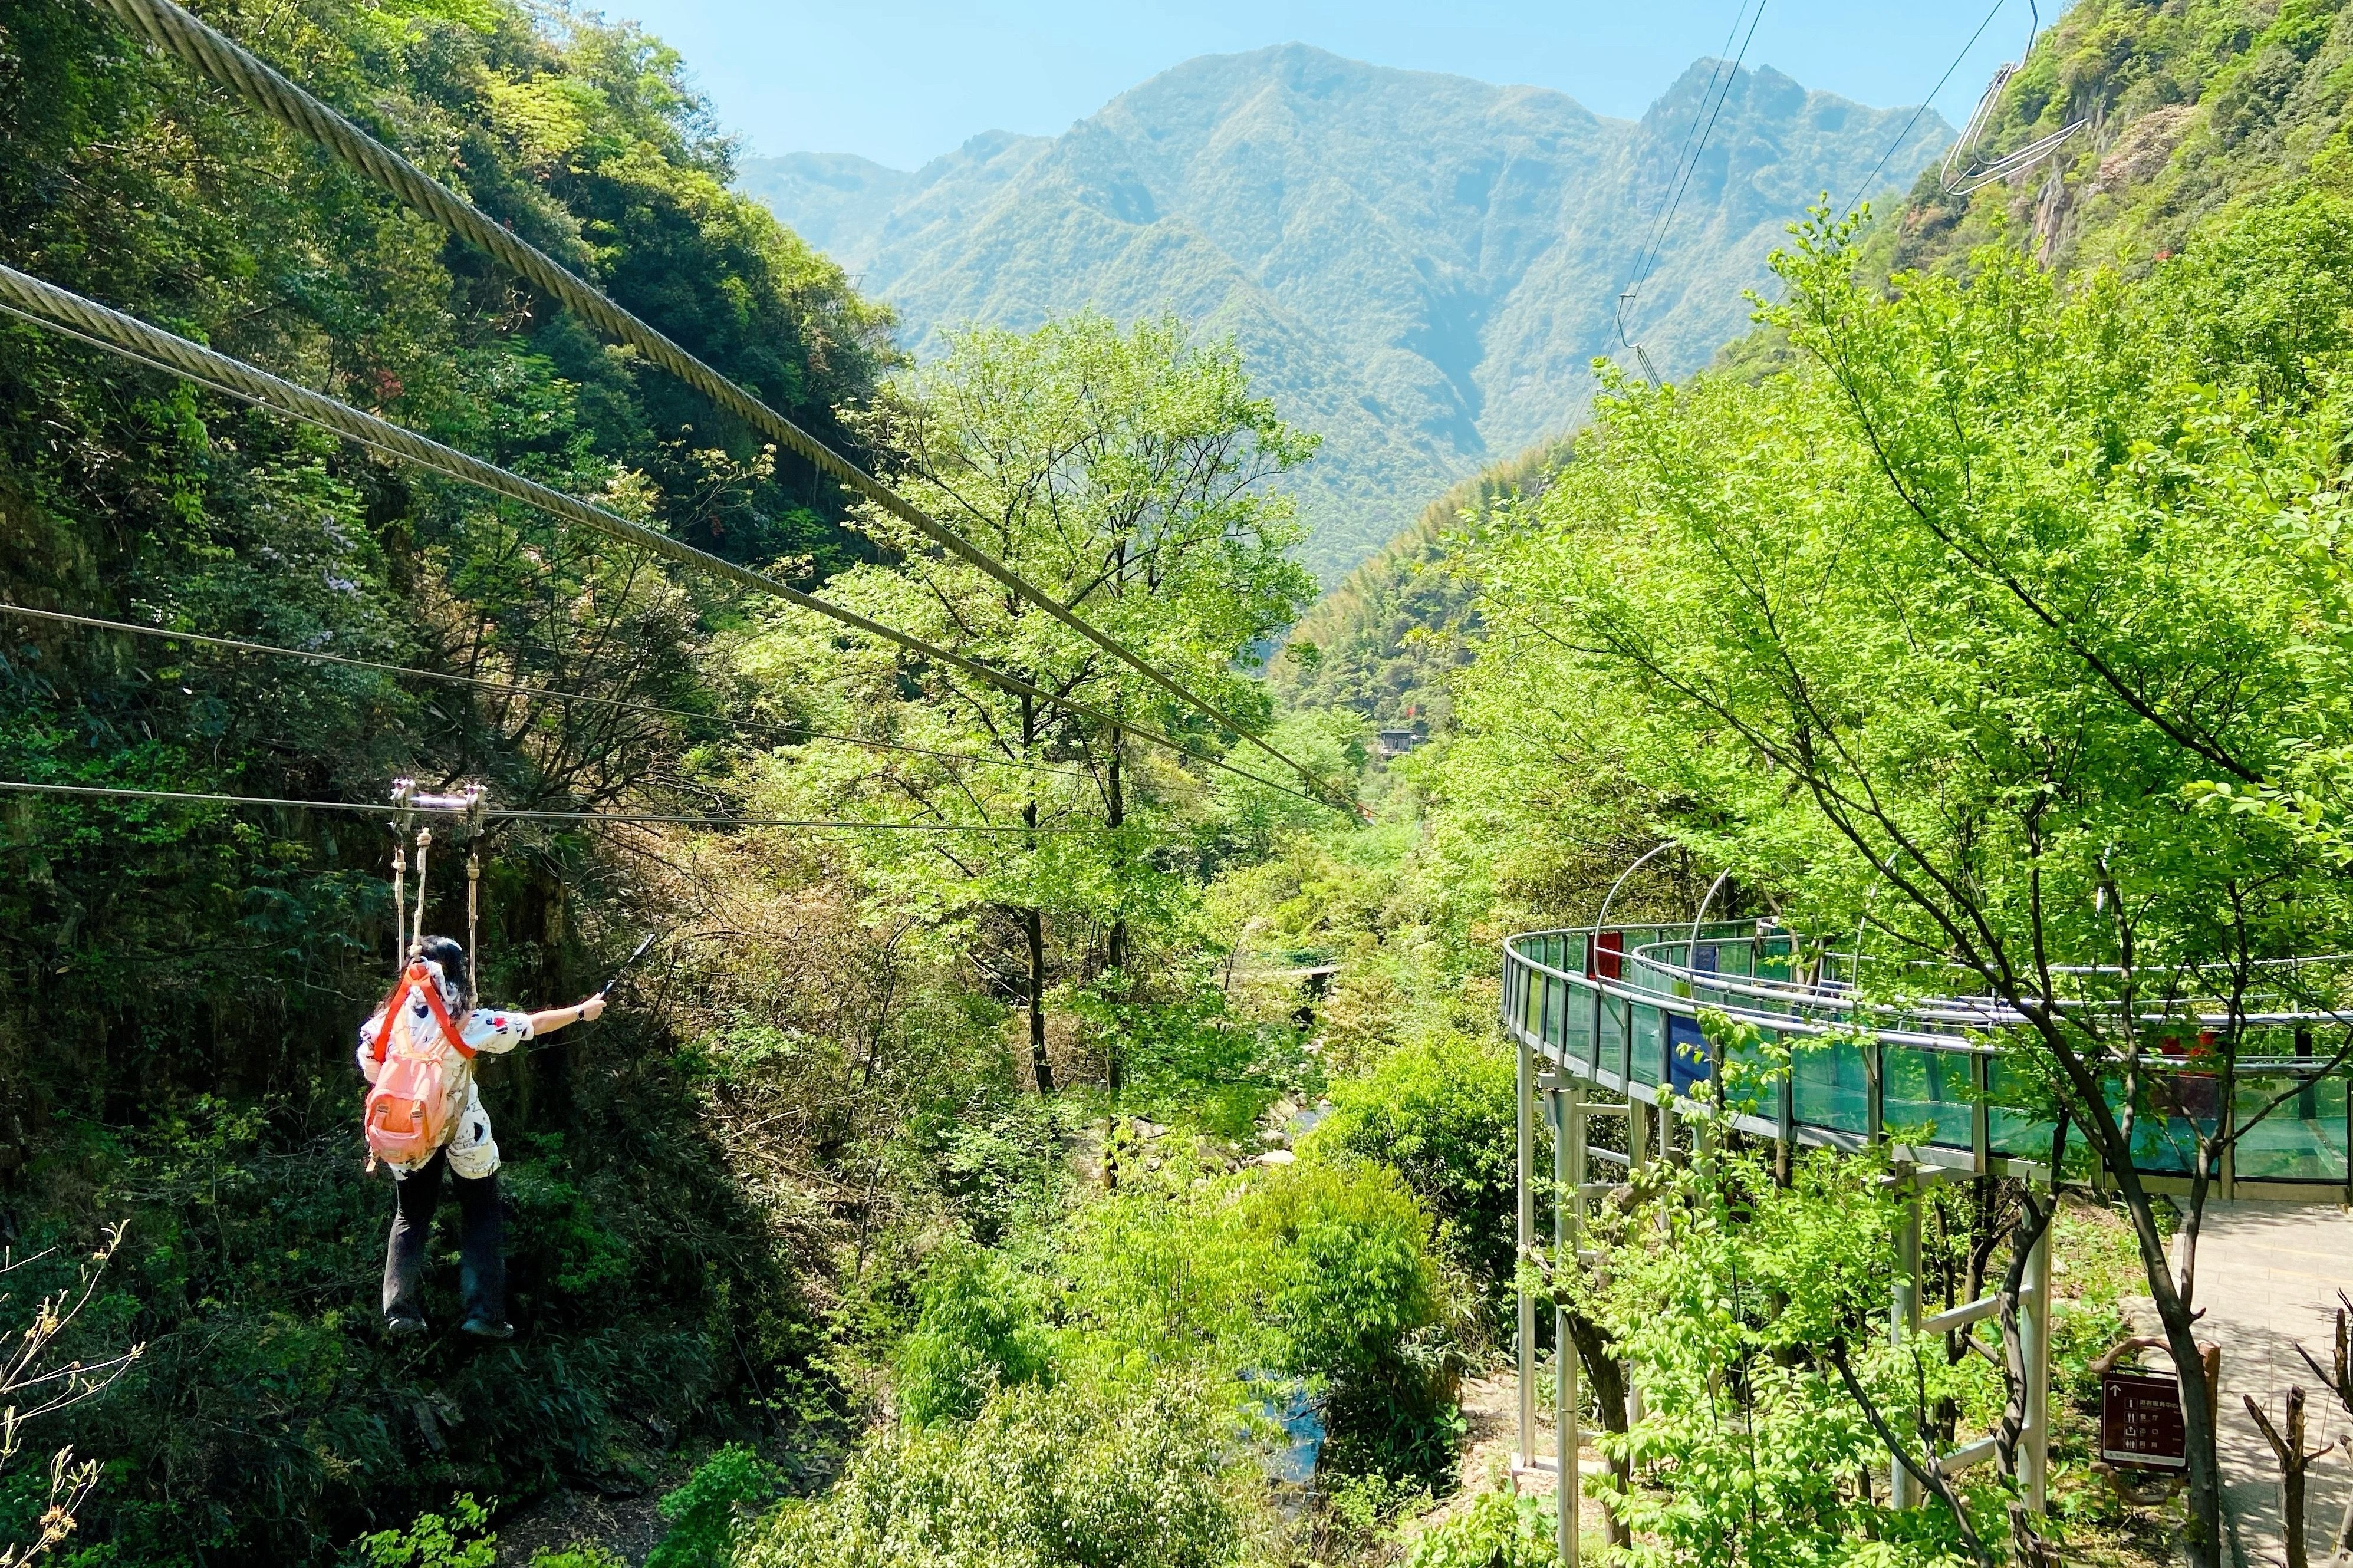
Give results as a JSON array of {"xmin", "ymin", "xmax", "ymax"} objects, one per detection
[{"xmin": 742, "ymin": 45, "xmax": 1951, "ymax": 579}]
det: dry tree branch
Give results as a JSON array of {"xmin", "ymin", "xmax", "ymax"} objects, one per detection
[{"xmin": 1, "ymin": 1221, "xmax": 142, "ymax": 1564}]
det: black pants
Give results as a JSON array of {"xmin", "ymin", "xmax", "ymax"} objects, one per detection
[{"xmin": 381, "ymin": 1147, "xmax": 505, "ymax": 1326}]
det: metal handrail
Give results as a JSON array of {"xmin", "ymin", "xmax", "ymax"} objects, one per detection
[
  {"xmin": 1515, "ymin": 928, "xmax": 2353, "ymax": 1049},
  {"xmin": 1501, "ymin": 925, "xmax": 2353, "ymax": 1202}
]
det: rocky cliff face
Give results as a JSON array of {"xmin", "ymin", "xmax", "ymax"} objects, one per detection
[{"xmin": 744, "ymin": 47, "xmax": 1948, "ymax": 579}]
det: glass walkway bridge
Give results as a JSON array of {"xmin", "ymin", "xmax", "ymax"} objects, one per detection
[
  {"xmin": 1498, "ymin": 919, "xmax": 2353, "ymax": 1565},
  {"xmin": 1504, "ymin": 923, "xmax": 2353, "ymax": 1195}
]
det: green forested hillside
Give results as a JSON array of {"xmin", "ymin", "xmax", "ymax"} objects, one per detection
[
  {"xmin": 17, "ymin": 0, "xmax": 2353, "ymax": 1565},
  {"xmin": 0, "ymin": 6, "xmax": 1434, "ymax": 1566},
  {"xmin": 1306, "ymin": 2, "xmax": 2353, "ymax": 1563},
  {"xmin": 0, "ymin": 0, "xmax": 903, "ymax": 1557},
  {"xmin": 1266, "ymin": 439, "xmax": 1567, "ymax": 729},
  {"xmin": 1298, "ymin": 0, "xmax": 2353, "ymax": 752},
  {"xmin": 1881, "ymin": 0, "xmax": 2353, "ymax": 274},
  {"xmin": 743, "ymin": 48, "xmax": 1951, "ymax": 582}
]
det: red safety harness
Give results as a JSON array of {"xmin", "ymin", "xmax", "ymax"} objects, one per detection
[{"xmin": 369, "ymin": 960, "xmax": 475, "ymax": 1065}]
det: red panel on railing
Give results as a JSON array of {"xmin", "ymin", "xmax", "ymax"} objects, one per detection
[
  {"xmin": 2151, "ymin": 1029, "xmax": 2222, "ymax": 1122},
  {"xmin": 1590, "ymin": 929, "xmax": 1624, "ymax": 980}
]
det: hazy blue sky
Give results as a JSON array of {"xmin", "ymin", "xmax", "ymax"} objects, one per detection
[{"xmin": 612, "ymin": 0, "xmax": 2049, "ymax": 169}]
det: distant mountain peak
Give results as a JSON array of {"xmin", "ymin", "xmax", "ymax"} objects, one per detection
[
  {"xmin": 739, "ymin": 52, "xmax": 1948, "ymax": 581},
  {"xmin": 1641, "ymin": 58, "xmax": 1818, "ymax": 127}
]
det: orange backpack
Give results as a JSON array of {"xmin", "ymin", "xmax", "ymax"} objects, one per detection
[{"xmin": 363, "ymin": 961, "xmax": 476, "ymax": 1169}]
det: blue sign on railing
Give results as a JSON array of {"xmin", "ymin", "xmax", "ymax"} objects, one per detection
[{"xmin": 1668, "ymin": 1012, "xmax": 1714, "ymax": 1094}]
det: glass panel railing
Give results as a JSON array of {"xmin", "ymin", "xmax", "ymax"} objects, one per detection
[
  {"xmin": 1883, "ymin": 1046, "xmax": 1973, "ymax": 1150},
  {"xmin": 1605, "ymin": 994, "xmax": 1630, "ymax": 1081},
  {"xmin": 1627, "ymin": 951, "xmax": 1679, "ymax": 1000},
  {"xmin": 1667, "ymin": 1012, "xmax": 1712, "ymax": 1095},
  {"xmin": 1986, "ymin": 1056, "xmax": 2056, "ymax": 1161},
  {"xmin": 1630, "ymin": 1003, "xmax": 1663, "ymax": 1087},
  {"xmin": 1565, "ymin": 982, "xmax": 1595, "ymax": 1065},
  {"xmin": 2115, "ymin": 1078, "xmax": 2203, "ymax": 1177},
  {"xmin": 2234, "ymin": 1076, "xmax": 2348, "ymax": 1184},
  {"xmin": 1512, "ymin": 927, "xmax": 2352, "ymax": 1185},
  {"xmin": 1793, "ymin": 1038, "xmax": 1871, "ymax": 1135}
]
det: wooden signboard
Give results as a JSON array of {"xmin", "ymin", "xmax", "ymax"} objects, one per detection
[{"xmin": 2101, "ymin": 1366, "xmax": 2189, "ymax": 1470}]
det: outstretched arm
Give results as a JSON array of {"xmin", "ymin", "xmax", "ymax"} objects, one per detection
[{"xmin": 528, "ymin": 994, "xmax": 606, "ymax": 1038}]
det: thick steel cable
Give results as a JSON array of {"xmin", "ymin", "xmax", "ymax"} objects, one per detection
[
  {"xmin": 0, "ymin": 263, "xmax": 1334, "ymax": 811},
  {"xmin": 0, "ymin": 602, "xmax": 1093, "ymax": 783},
  {"xmin": 89, "ymin": 0, "xmax": 1351, "ymax": 811},
  {"xmin": 0, "ymin": 778, "xmax": 1103, "ymax": 832}
]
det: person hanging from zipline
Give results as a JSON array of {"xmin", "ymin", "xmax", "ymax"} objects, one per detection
[{"xmin": 357, "ymin": 934, "xmax": 605, "ymax": 1339}]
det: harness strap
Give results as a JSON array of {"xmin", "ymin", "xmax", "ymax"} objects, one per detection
[{"xmin": 368, "ymin": 960, "xmax": 476, "ymax": 1065}]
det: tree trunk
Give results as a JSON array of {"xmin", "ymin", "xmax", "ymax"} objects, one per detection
[
  {"xmin": 1565, "ymin": 1308, "xmax": 1634, "ymax": 1548},
  {"xmin": 2118, "ymin": 1168, "xmax": 2222, "ymax": 1565},
  {"xmin": 1021, "ymin": 693, "xmax": 1053, "ymax": 1095},
  {"xmin": 2247, "ymin": 1386, "xmax": 2325, "ymax": 1568},
  {"xmin": 2039, "ymin": 1041, "xmax": 2224, "ymax": 1565},
  {"xmin": 1024, "ymin": 901, "xmax": 1051, "ymax": 1095},
  {"xmin": 1105, "ymin": 724, "xmax": 1125, "ymax": 1099}
]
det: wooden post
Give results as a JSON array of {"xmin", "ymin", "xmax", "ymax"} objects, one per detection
[{"xmin": 2247, "ymin": 1386, "xmax": 2334, "ymax": 1568}]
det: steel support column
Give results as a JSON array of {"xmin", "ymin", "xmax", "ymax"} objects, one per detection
[
  {"xmin": 1625, "ymin": 1096, "xmax": 1650, "ymax": 1429},
  {"xmin": 2020, "ymin": 1212, "xmax": 2051, "ymax": 1514},
  {"xmin": 1890, "ymin": 1173, "xmax": 1922, "ymax": 1510},
  {"xmin": 1558, "ymin": 1076, "xmax": 1583, "ymax": 1565},
  {"xmin": 1516, "ymin": 1034, "xmax": 1536, "ymax": 1468}
]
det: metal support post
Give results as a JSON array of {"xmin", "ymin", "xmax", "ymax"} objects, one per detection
[
  {"xmin": 2019, "ymin": 1212, "xmax": 2051, "ymax": 1514},
  {"xmin": 1623, "ymin": 1091, "xmax": 1650, "ymax": 1429},
  {"xmin": 1517, "ymin": 1035, "xmax": 1536, "ymax": 1469},
  {"xmin": 1970, "ymin": 1053, "xmax": 1991, "ymax": 1177},
  {"xmin": 1558, "ymin": 1076, "xmax": 1583, "ymax": 1566},
  {"xmin": 1867, "ymin": 1040, "xmax": 1885, "ymax": 1146},
  {"xmin": 1778, "ymin": 1066, "xmax": 1796, "ymax": 1181},
  {"xmin": 1591, "ymin": 944, "xmax": 1607, "ymax": 1085},
  {"xmin": 1890, "ymin": 1172, "xmax": 1921, "ymax": 1509}
]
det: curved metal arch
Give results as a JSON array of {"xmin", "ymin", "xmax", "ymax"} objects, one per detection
[{"xmin": 1939, "ymin": 1, "xmax": 2089, "ymax": 197}]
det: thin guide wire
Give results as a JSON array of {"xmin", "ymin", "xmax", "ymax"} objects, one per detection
[
  {"xmin": 0, "ymin": 778, "xmax": 1110, "ymax": 833},
  {"xmin": 0, "ymin": 603, "xmax": 1095, "ymax": 782}
]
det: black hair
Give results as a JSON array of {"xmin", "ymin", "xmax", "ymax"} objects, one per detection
[{"xmin": 417, "ymin": 936, "xmax": 472, "ymax": 1015}]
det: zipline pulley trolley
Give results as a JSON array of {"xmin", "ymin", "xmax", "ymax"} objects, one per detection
[{"xmin": 387, "ymin": 778, "xmax": 490, "ymax": 973}]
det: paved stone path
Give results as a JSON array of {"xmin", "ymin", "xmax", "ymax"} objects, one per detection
[
  {"xmin": 1422, "ymin": 1372, "xmax": 1612, "ymax": 1546},
  {"xmin": 2174, "ymin": 1204, "xmax": 2353, "ymax": 1567}
]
